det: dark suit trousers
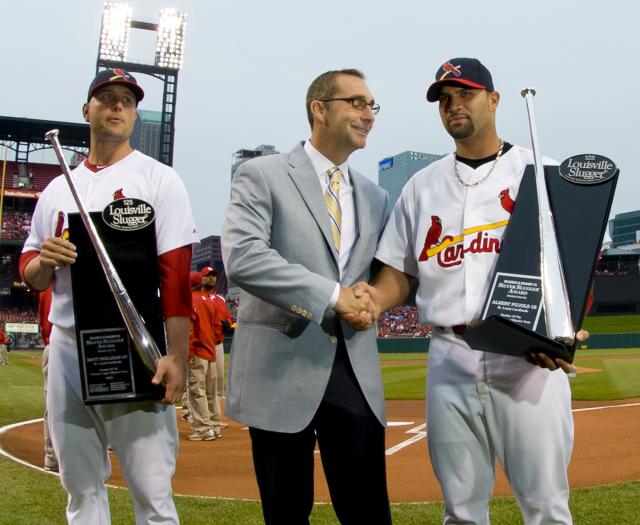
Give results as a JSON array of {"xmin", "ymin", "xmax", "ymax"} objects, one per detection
[{"xmin": 249, "ymin": 335, "xmax": 392, "ymax": 525}]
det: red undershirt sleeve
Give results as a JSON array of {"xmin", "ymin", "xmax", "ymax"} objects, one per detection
[
  {"xmin": 158, "ymin": 245, "xmax": 193, "ymax": 319},
  {"xmin": 18, "ymin": 251, "xmax": 40, "ymax": 286}
]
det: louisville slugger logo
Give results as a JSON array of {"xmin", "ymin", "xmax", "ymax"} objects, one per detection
[{"xmin": 440, "ymin": 62, "xmax": 462, "ymax": 80}]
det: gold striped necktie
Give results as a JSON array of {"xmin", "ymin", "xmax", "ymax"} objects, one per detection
[{"xmin": 324, "ymin": 167, "xmax": 343, "ymax": 252}]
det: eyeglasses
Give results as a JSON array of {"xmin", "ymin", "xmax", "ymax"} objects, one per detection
[{"xmin": 319, "ymin": 97, "xmax": 381, "ymax": 115}]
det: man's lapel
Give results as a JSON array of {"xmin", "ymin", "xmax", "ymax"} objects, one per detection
[
  {"xmin": 287, "ymin": 143, "xmax": 339, "ymax": 265},
  {"xmin": 343, "ymin": 169, "xmax": 372, "ymax": 283}
]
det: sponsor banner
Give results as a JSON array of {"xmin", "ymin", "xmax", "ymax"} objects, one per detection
[
  {"xmin": 5, "ymin": 322, "xmax": 39, "ymax": 333},
  {"xmin": 4, "ymin": 189, "xmax": 40, "ymax": 198}
]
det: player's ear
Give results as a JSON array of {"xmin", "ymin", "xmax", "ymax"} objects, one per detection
[
  {"xmin": 488, "ymin": 90, "xmax": 500, "ymax": 112},
  {"xmin": 82, "ymin": 103, "xmax": 90, "ymax": 122}
]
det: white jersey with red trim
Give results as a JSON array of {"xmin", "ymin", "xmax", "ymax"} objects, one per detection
[
  {"xmin": 376, "ymin": 144, "xmax": 557, "ymax": 328},
  {"xmin": 376, "ymin": 144, "xmax": 573, "ymax": 523},
  {"xmin": 23, "ymin": 150, "xmax": 199, "ymax": 331}
]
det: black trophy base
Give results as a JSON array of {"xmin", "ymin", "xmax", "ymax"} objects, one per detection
[
  {"xmin": 462, "ymin": 316, "xmax": 575, "ymax": 363},
  {"xmin": 69, "ymin": 212, "xmax": 167, "ymax": 405}
]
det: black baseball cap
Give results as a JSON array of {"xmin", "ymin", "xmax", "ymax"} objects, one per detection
[
  {"xmin": 87, "ymin": 68, "xmax": 145, "ymax": 103},
  {"xmin": 426, "ymin": 58, "xmax": 494, "ymax": 102}
]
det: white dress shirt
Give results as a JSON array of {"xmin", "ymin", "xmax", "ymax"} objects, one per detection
[{"xmin": 303, "ymin": 140, "xmax": 356, "ymax": 310}]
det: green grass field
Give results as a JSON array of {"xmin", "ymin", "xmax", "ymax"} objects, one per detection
[
  {"xmin": 1, "ymin": 348, "xmax": 639, "ymax": 524},
  {"xmin": 582, "ymin": 314, "xmax": 640, "ymax": 334}
]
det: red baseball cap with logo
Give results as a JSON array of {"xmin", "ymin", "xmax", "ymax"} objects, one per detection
[
  {"xmin": 87, "ymin": 68, "xmax": 145, "ymax": 103},
  {"xmin": 201, "ymin": 266, "xmax": 217, "ymax": 277},
  {"xmin": 426, "ymin": 58, "xmax": 494, "ymax": 102}
]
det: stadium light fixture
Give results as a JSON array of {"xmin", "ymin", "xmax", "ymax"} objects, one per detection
[
  {"xmin": 99, "ymin": 2, "xmax": 132, "ymax": 62},
  {"xmin": 155, "ymin": 8, "xmax": 187, "ymax": 70}
]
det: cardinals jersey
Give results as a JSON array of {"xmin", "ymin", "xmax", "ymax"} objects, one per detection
[
  {"xmin": 376, "ymin": 144, "xmax": 557, "ymax": 327},
  {"xmin": 190, "ymin": 290, "xmax": 218, "ymax": 361},
  {"xmin": 209, "ymin": 292, "xmax": 232, "ymax": 344},
  {"xmin": 23, "ymin": 150, "xmax": 199, "ymax": 331}
]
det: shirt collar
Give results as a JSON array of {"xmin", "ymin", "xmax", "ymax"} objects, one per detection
[{"xmin": 303, "ymin": 140, "xmax": 350, "ymax": 185}]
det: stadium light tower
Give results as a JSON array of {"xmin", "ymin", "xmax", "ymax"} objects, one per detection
[
  {"xmin": 98, "ymin": 3, "xmax": 132, "ymax": 62},
  {"xmin": 156, "ymin": 9, "xmax": 186, "ymax": 69},
  {"xmin": 96, "ymin": 3, "xmax": 187, "ymax": 166}
]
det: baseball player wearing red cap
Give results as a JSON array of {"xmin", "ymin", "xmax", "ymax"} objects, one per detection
[
  {"xmin": 200, "ymin": 266, "xmax": 232, "ymax": 413},
  {"xmin": 356, "ymin": 58, "xmax": 575, "ymax": 524},
  {"xmin": 20, "ymin": 68, "xmax": 198, "ymax": 524},
  {"xmin": 186, "ymin": 271, "xmax": 221, "ymax": 440}
]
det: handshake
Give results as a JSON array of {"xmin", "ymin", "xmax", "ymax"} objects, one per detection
[{"xmin": 334, "ymin": 282, "xmax": 382, "ymax": 331}]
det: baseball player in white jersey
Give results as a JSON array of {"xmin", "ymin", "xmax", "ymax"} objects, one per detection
[
  {"xmin": 349, "ymin": 58, "xmax": 581, "ymax": 524},
  {"xmin": 21, "ymin": 68, "xmax": 198, "ymax": 524}
]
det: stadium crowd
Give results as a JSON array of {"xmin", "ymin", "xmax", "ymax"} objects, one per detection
[
  {"xmin": 0, "ymin": 305, "xmax": 37, "ymax": 324},
  {"xmin": 226, "ymin": 297, "xmax": 239, "ymax": 322},
  {"xmin": 1, "ymin": 211, "xmax": 32, "ymax": 240},
  {"xmin": 377, "ymin": 305, "xmax": 431, "ymax": 338}
]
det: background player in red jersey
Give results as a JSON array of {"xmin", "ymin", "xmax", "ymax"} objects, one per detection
[
  {"xmin": 186, "ymin": 271, "xmax": 222, "ymax": 440},
  {"xmin": 200, "ymin": 266, "xmax": 232, "ymax": 429}
]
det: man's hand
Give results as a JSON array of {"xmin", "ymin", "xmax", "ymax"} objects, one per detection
[
  {"xmin": 525, "ymin": 353, "xmax": 575, "ymax": 374},
  {"xmin": 40, "ymin": 237, "xmax": 77, "ymax": 268},
  {"xmin": 336, "ymin": 282, "xmax": 383, "ymax": 331},
  {"xmin": 24, "ymin": 236, "xmax": 78, "ymax": 291},
  {"xmin": 334, "ymin": 285, "xmax": 377, "ymax": 330},
  {"xmin": 525, "ymin": 329, "xmax": 590, "ymax": 375},
  {"xmin": 152, "ymin": 353, "xmax": 188, "ymax": 404}
]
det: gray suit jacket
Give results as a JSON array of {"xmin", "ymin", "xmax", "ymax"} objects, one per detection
[{"xmin": 221, "ymin": 142, "xmax": 391, "ymax": 433}]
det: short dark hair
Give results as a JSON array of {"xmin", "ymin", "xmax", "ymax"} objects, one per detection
[{"xmin": 306, "ymin": 69, "xmax": 365, "ymax": 129}]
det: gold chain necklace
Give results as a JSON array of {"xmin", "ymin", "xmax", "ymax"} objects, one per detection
[{"xmin": 454, "ymin": 140, "xmax": 504, "ymax": 187}]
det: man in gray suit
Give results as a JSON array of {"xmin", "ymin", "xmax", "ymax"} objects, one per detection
[{"xmin": 222, "ymin": 69, "xmax": 392, "ymax": 525}]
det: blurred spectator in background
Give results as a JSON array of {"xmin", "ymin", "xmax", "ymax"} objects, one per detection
[
  {"xmin": 186, "ymin": 271, "xmax": 221, "ymax": 441},
  {"xmin": 201, "ymin": 267, "xmax": 233, "ymax": 420},
  {"xmin": 0, "ymin": 322, "xmax": 10, "ymax": 365}
]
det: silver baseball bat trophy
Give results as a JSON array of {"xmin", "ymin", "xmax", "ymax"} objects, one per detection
[
  {"xmin": 45, "ymin": 129, "xmax": 162, "ymax": 374},
  {"xmin": 520, "ymin": 88, "xmax": 574, "ymax": 346}
]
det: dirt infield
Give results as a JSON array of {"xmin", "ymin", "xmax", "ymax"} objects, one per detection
[{"xmin": 2, "ymin": 398, "xmax": 640, "ymax": 502}]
